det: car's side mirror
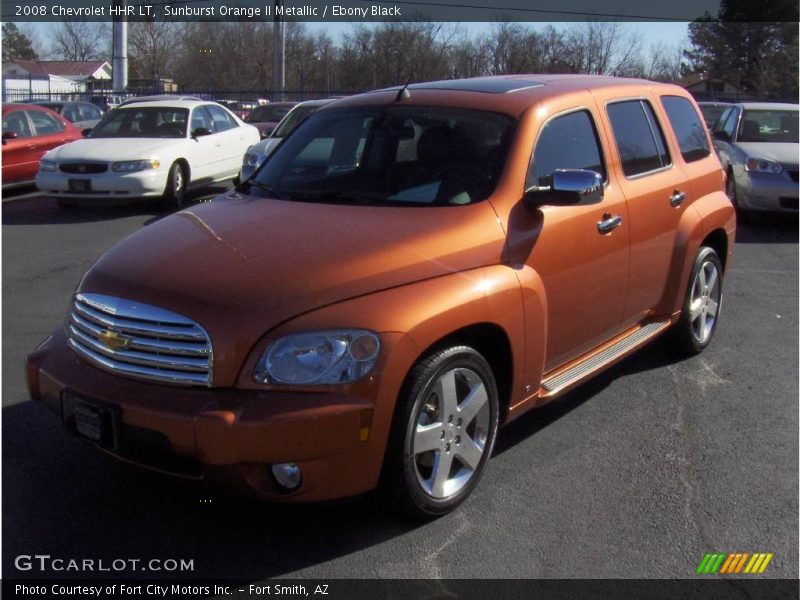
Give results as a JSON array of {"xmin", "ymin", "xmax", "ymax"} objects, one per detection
[
  {"xmin": 524, "ymin": 169, "xmax": 604, "ymax": 208},
  {"xmin": 192, "ymin": 127, "xmax": 212, "ymax": 138},
  {"xmin": 81, "ymin": 128, "xmax": 92, "ymax": 138},
  {"xmin": 2, "ymin": 131, "xmax": 19, "ymax": 142}
]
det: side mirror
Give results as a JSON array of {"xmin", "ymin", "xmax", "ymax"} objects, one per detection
[
  {"xmin": 81, "ymin": 128, "xmax": 92, "ymax": 138},
  {"xmin": 524, "ymin": 169, "xmax": 604, "ymax": 208},
  {"xmin": 2, "ymin": 131, "xmax": 19, "ymax": 142},
  {"xmin": 192, "ymin": 127, "xmax": 212, "ymax": 138}
]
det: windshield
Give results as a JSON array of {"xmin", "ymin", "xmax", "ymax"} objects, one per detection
[
  {"xmin": 699, "ymin": 104, "xmax": 727, "ymax": 127},
  {"xmin": 247, "ymin": 106, "xmax": 515, "ymax": 207},
  {"xmin": 247, "ymin": 105, "xmax": 294, "ymax": 123},
  {"xmin": 273, "ymin": 104, "xmax": 318, "ymax": 138},
  {"xmin": 738, "ymin": 109, "xmax": 798, "ymax": 143},
  {"xmin": 89, "ymin": 107, "xmax": 189, "ymax": 138}
]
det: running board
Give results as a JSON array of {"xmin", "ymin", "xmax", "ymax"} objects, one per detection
[{"xmin": 540, "ymin": 320, "xmax": 671, "ymax": 396}]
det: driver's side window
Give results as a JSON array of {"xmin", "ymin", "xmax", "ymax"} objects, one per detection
[{"xmin": 527, "ymin": 109, "xmax": 606, "ymax": 189}]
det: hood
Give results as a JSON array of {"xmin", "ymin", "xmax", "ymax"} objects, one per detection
[
  {"xmin": 47, "ymin": 138, "xmax": 182, "ymax": 162},
  {"xmin": 736, "ymin": 142, "xmax": 799, "ymax": 166},
  {"xmin": 78, "ymin": 196, "xmax": 506, "ymax": 385}
]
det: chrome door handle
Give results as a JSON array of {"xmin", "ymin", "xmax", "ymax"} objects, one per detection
[
  {"xmin": 597, "ymin": 214, "xmax": 622, "ymax": 234},
  {"xmin": 670, "ymin": 190, "xmax": 686, "ymax": 207}
]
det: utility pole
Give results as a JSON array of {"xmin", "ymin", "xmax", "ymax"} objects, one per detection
[
  {"xmin": 111, "ymin": 0, "xmax": 128, "ymax": 94},
  {"xmin": 272, "ymin": 0, "xmax": 285, "ymax": 100}
]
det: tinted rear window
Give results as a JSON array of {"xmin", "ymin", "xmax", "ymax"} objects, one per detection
[
  {"xmin": 661, "ymin": 96, "xmax": 711, "ymax": 163},
  {"xmin": 607, "ymin": 100, "xmax": 670, "ymax": 177}
]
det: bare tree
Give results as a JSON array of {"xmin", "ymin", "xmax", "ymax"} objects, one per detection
[
  {"xmin": 128, "ymin": 21, "xmax": 181, "ymax": 87},
  {"xmin": 561, "ymin": 22, "xmax": 641, "ymax": 75},
  {"xmin": 52, "ymin": 21, "xmax": 107, "ymax": 61}
]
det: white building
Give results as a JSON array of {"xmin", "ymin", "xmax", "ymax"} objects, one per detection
[{"xmin": 2, "ymin": 60, "xmax": 112, "ymax": 100}]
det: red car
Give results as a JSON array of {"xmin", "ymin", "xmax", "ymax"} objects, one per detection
[
  {"xmin": 2, "ymin": 103, "xmax": 83, "ymax": 189},
  {"xmin": 244, "ymin": 101, "xmax": 297, "ymax": 138}
]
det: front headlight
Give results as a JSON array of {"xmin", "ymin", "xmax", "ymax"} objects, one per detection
[
  {"xmin": 744, "ymin": 158, "xmax": 782, "ymax": 174},
  {"xmin": 243, "ymin": 152, "xmax": 266, "ymax": 169},
  {"xmin": 111, "ymin": 159, "xmax": 160, "ymax": 172},
  {"xmin": 39, "ymin": 160, "xmax": 57, "ymax": 172},
  {"xmin": 254, "ymin": 329, "xmax": 381, "ymax": 385}
]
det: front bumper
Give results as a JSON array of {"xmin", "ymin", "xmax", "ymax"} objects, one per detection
[
  {"xmin": 26, "ymin": 330, "xmax": 388, "ymax": 502},
  {"xmin": 36, "ymin": 168, "xmax": 168, "ymax": 200},
  {"xmin": 734, "ymin": 169, "xmax": 798, "ymax": 213}
]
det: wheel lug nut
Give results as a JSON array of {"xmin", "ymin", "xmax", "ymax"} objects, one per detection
[
  {"xmin": 445, "ymin": 443, "xmax": 451, "ymax": 452},
  {"xmin": 440, "ymin": 431, "xmax": 445, "ymax": 439},
  {"xmin": 448, "ymin": 415, "xmax": 453, "ymax": 423},
  {"xmin": 455, "ymin": 435, "xmax": 461, "ymax": 444}
]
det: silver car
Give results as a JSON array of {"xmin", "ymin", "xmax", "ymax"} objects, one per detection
[
  {"xmin": 240, "ymin": 98, "xmax": 337, "ymax": 181},
  {"xmin": 711, "ymin": 102, "xmax": 798, "ymax": 217}
]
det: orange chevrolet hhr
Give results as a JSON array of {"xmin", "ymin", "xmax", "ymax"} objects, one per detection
[{"xmin": 27, "ymin": 75, "xmax": 735, "ymax": 516}]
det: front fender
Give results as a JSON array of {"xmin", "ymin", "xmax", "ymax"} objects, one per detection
[{"xmin": 234, "ymin": 264, "xmax": 530, "ymax": 492}]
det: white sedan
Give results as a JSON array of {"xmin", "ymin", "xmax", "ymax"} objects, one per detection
[{"xmin": 36, "ymin": 100, "xmax": 260, "ymax": 208}]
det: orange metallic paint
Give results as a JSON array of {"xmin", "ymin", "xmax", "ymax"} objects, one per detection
[{"xmin": 26, "ymin": 75, "xmax": 735, "ymax": 502}]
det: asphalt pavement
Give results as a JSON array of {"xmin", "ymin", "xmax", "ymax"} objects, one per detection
[{"xmin": 2, "ymin": 191, "xmax": 797, "ymax": 580}]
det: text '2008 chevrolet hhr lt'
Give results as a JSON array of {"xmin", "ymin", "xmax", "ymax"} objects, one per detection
[{"xmin": 27, "ymin": 75, "xmax": 735, "ymax": 516}]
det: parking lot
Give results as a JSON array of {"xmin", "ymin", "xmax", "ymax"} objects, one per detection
[{"xmin": 2, "ymin": 189, "xmax": 798, "ymax": 579}]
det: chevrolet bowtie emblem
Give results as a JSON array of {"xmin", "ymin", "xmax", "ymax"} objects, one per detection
[{"xmin": 98, "ymin": 329, "xmax": 131, "ymax": 351}]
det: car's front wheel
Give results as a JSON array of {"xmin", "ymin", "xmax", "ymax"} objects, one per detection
[
  {"xmin": 383, "ymin": 345, "xmax": 499, "ymax": 517},
  {"xmin": 668, "ymin": 246, "xmax": 724, "ymax": 354},
  {"xmin": 164, "ymin": 161, "xmax": 187, "ymax": 209}
]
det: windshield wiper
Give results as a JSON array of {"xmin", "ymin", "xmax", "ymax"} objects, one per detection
[{"xmin": 245, "ymin": 181, "xmax": 288, "ymax": 200}]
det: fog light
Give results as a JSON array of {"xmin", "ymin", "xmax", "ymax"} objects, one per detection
[{"xmin": 271, "ymin": 463, "xmax": 302, "ymax": 490}]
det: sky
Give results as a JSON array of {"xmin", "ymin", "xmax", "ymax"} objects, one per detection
[{"xmin": 22, "ymin": 21, "xmax": 691, "ymax": 57}]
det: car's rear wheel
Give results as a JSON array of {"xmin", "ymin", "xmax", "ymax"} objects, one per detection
[
  {"xmin": 164, "ymin": 162, "xmax": 187, "ymax": 209},
  {"xmin": 383, "ymin": 345, "xmax": 499, "ymax": 517},
  {"xmin": 668, "ymin": 246, "xmax": 723, "ymax": 355}
]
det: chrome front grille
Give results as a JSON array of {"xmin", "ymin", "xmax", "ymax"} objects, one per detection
[{"xmin": 67, "ymin": 293, "xmax": 212, "ymax": 386}]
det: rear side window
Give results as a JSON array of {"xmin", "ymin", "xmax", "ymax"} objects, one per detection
[
  {"xmin": 27, "ymin": 110, "xmax": 65, "ymax": 135},
  {"xmin": 527, "ymin": 109, "xmax": 606, "ymax": 188},
  {"xmin": 207, "ymin": 105, "xmax": 237, "ymax": 132},
  {"xmin": 661, "ymin": 96, "xmax": 711, "ymax": 162},
  {"xmin": 607, "ymin": 100, "xmax": 670, "ymax": 177}
]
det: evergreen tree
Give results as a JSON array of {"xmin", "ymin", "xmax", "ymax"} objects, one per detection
[{"xmin": 2, "ymin": 22, "xmax": 38, "ymax": 62}]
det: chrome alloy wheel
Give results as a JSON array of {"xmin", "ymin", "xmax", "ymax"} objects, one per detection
[
  {"xmin": 412, "ymin": 367, "xmax": 490, "ymax": 499},
  {"xmin": 689, "ymin": 259, "xmax": 721, "ymax": 344}
]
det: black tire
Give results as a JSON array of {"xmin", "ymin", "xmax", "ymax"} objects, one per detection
[
  {"xmin": 726, "ymin": 171, "xmax": 749, "ymax": 224},
  {"xmin": 667, "ymin": 246, "xmax": 724, "ymax": 355},
  {"xmin": 164, "ymin": 162, "xmax": 187, "ymax": 209},
  {"xmin": 382, "ymin": 345, "xmax": 499, "ymax": 517}
]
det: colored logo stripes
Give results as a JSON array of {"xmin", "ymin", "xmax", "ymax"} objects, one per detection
[{"xmin": 697, "ymin": 552, "xmax": 773, "ymax": 574}]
